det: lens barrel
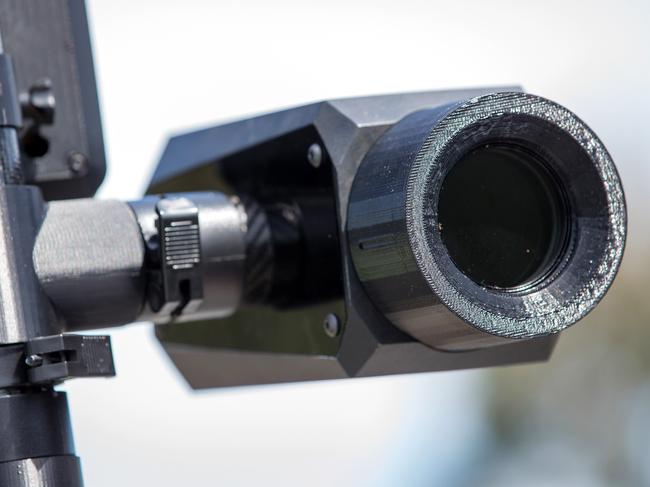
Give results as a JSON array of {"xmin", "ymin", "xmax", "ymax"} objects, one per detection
[{"xmin": 347, "ymin": 92, "xmax": 626, "ymax": 351}]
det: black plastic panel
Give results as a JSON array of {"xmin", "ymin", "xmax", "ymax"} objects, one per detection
[{"xmin": 0, "ymin": 0, "xmax": 106, "ymax": 199}]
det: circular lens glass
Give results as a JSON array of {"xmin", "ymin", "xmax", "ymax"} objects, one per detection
[{"xmin": 438, "ymin": 143, "xmax": 568, "ymax": 290}]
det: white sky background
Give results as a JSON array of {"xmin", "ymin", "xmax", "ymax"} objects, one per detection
[{"xmin": 63, "ymin": 1, "xmax": 650, "ymax": 485}]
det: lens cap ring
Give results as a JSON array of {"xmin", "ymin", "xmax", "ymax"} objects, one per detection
[
  {"xmin": 406, "ymin": 92, "xmax": 626, "ymax": 342},
  {"xmin": 348, "ymin": 92, "xmax": 626, "ymax": 350}
]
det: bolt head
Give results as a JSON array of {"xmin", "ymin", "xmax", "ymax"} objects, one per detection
[
  {"xmin": 307, "ymin": 143, "xmax": 323, "ymax": 168},
  {"xmin": 25, "ymin": 354, "xmax": 43, "ymax": 367},
  {"xmin": 68, "ymin": 151, "xmax": 89, "ymax": 176},
  {"xmin": 323, "ymin": 313, "xmax": 341, "ymax": 338}
]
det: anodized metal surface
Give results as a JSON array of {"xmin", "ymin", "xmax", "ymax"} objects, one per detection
[
  {"xmin": 0, "ymin": 185, "xmax": 57, "ymax": 344},
  {"xmin": 0, "ymin": 456, "xmax": 83, "ymax": 487},
  {"xmin": 132, "ymin": 192, "xmax": 248, "ymax": 324}
]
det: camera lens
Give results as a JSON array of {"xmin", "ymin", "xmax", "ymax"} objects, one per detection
[
  {"xmin": 348, "ymin": 92, "xmax": 625, "ymax": 350},
  {"xmin": 438, "ymin": 144, "xmax": 568, "ymax": 290}
]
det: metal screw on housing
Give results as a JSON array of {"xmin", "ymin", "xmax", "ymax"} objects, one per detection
[
  {"xmin": 20, "ymin": 78, "xmax": 55, "ymax": 126},
  {"xmin": 307, "ymin": 143, "xmax": 322, "ymax": 168},
  {"xmin": 67, "ymin": 151, "xmax": 89, "ymax": 176},
  {"xmin": 25, "ymin": 354, "xmax": 43, "ymax": 367},
  {"xmin": 323, "ymin": 313, "xmax": 340, "ymax": 338}
]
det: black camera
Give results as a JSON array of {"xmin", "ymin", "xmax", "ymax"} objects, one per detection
[
  {"xmin": 0, "ymin": 1, "xmax": 627, "ymax": 485},
  {"xmin": 134, "ymin": 88, "xmax": 626, "ymax": 388}
]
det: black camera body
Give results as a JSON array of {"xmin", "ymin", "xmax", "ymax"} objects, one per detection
[
  {"xmin": 0, "ymin": 2, "xmax": 628, "ymax": 486},
  {"xmin": 147, "ymin": 88, "xmax": 591, "ymax": 388}
]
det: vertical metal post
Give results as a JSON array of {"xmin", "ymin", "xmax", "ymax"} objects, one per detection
[{"xmin": 0, "ymin": 29, "xmax": 85, "ymax": 487}]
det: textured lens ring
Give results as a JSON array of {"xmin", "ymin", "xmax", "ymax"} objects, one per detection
[{"xmin": 406, "ymin": 92, "xmax": 627, "ymax": 339}]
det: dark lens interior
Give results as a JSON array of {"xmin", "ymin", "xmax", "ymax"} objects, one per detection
[{"xmin": 437, "ymin": 143, "xmax": 568, "ymax": 290}]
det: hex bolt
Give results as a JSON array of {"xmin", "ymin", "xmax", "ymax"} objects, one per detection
[
  {"xmin": 67, "ymin": 151, "xmax": 89, "ymax": 176},
  {"xmin": 307, "ymin": 143, "xmax": 323, "ymax": 168},
  {"xmin": 323, "ymin": 313, "xmax": 341, "ymax": 338},
  {"xmin": 25, "ymin": 354, "xmax": 43, "ymax": 367}
]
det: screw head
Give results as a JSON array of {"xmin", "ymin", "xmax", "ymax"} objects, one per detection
[
  {"xmin": 323, "ymin": 313, "xmax": 341, "ymax": 338},
  {"xmin": 25, "ymin": 354, "xmax": 43, "ymax": 367},
  {"xmin": 68, "ymin": 151, "xmax": 89, "ymax": 176},
  {"xmin": 307, "ymin": 143, "xmax": 323, "ymax": 168}
]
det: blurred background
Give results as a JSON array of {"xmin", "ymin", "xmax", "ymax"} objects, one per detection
[{"xmin": 64, "ymin": 0, "xmax": 650, "ymax": 485}]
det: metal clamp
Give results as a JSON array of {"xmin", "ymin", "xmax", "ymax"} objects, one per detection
[
  {"xmin": 0, "ymin": 334, "xmax": 115, "ymax": 387},
  {"xmin": 25, "ymin": 334, "xmax": 115, "ymax": 384}
]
